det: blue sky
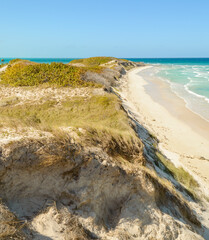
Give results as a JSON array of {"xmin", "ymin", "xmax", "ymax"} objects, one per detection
[{"xmin": 1, "ymin": 0, "xmax": 209, "ymax": 58}]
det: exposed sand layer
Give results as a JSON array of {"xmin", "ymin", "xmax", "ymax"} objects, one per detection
[
  {"xmin": 0, "ymin": 65, "xmax": 7, "ymax": 72},
  {"xmin": 120, "ymin": 66, "xmax": 209, "ymax": 194},
  {"xmin": 0, "ymin": 128, "xmax": 204, "ymax": 240}
]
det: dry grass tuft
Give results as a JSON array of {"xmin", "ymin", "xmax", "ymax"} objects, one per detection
[
  {"xmin": 143, "ymin": 169, "xmax": 201, "ymax": 228},
  {"xmin": 156, "ymin": 152, "xmax": 199, "ymax": 195},
  {"xmin": 0, "ymin": 94, "xmax": 138, "ymax": 141},
  {"xmin": 0, "ymin": 202, "xmax": 27, "ymax": 239},
  {"xmin": 82, "ymin": 128, "xmax": 144, "ymax": 164},
  {"xmin": 64, "ymin": 216, "xmax": 96, "ymax": 240}
]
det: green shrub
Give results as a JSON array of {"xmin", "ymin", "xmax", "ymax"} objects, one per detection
[
  {"xmin": 0, "ymin": 63, "xmax": 6, "ymax": 68},
  {"xmin": 9, "ymin": 59, "xmax": 22, "ymax": 64},
  {"xmin": 8, "ymin": 59, "xmax": 38, "ymax": 66},
  {"xmin": 1, "ymin": 62, "xmax": 101, "ymax": 87},
  {"xmin": 70, "ymin": 57, "xmax": 115, "ymax": 66}
]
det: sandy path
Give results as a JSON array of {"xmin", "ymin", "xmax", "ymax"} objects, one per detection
[
  {"xmin": 0, "ymin": 65, "xmax": 7, "ymax": 72},
  {"xmin": 120, "ymin": 66, "xmax": 209, "ymax": 194}
]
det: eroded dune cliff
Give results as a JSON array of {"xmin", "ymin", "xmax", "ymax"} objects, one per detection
[{"xmin": 0, "ymin": 58, "xmax": 207, "ymax": 239}]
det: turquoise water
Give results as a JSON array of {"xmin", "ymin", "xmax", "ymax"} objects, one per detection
[
  {"xmin": 154, "ymin": 64, "xmax": 209, "ymax": 121},
  {"xmin": 128, "ymin": 58, "xmax": 209, "ymax": 121},
  {"xmin": 157, "ymin": 65, "xmax": 209, "ymax": 101},
  {"xmin": 1, "ymin": 57, "xmax": 209, "ymax": 120},
  {"xmin": 1, "ymin": 57, "xmax": 209, "ymax": 65},
  {"xmin": 127, "ymin": 58, "xmax": 209, "ymax": 65},
  {"xmin": 131, "ymin": 58, "xmax": 209, "ymax": 121}
]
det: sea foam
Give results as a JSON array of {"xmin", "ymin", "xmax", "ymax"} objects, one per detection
[{"xmin": 157, "ymin": 64, "xmax": 209, "ymax": 121}]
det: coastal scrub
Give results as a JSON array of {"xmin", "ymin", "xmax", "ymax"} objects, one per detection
[
  {"xmin": 0, "ymin": 61, "xmax": 101, "ymax": 87},
  {"xmin": 69, "ymin": 57, "xmax": 115, "ymax": 66}
]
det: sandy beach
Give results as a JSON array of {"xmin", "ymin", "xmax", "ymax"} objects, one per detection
[{"xmin": 120, "ymin": 66, "xmax": 209, "ymax": 194}]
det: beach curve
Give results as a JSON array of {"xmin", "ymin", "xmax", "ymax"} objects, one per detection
[{"xmin": 120, "ymin": 66, "xmax": 209, "ymax": 194}]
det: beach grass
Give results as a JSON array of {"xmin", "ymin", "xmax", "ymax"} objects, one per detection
[
  {"xmin": 0, "ymin": 92, "xmax": 142, "ymax": 162},
  {"xmin": 156, "ymin": 152, "xmax": 199, "ymax": 193},
  {"xmin": 0, "ymin": 94, "xmax": 137, "ymax": 139}
]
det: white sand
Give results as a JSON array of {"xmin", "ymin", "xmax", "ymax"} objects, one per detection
[
  {"xmin": 120, "ymin": 66, "xmax": 209, "ymax": 194},
  {"xmin": 0, "ymin": 65, "xmax": 7, "ymax": 72}
]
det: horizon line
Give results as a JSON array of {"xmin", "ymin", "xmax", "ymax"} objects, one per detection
[{"xmin": 1, "ymin": 57, "xmax": 209, "ymax": 59}]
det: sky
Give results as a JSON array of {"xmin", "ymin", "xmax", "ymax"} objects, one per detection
[{"xmin": 0, "ymin": 0, "xmax": 209, "ymax": 58}]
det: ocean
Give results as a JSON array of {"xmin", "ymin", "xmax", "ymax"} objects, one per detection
[
  {"xmin": 128, "ymin": 58, "xmax": 209, "ymax": 121},
  {"xmin": 1, "ymin": 58, "xmax": 209, "ymax": 121}
]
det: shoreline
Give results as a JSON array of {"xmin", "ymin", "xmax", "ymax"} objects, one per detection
[
  {"xmin": 166, "ymin": 80, "xmax": 209, "ymax": 124},
  {"xmin": 146, "ymin": 65, "xmax": 209, "ymax": 124},
  {"xmin": 141, "ymin": 66, "xmax": 209, "ymax": 141},
  {"xmin": 120, "ymin": 66, "xmax": 209, "ymax": 193}
]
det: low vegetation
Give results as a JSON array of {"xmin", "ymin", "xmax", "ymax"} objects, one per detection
[
  {"xmin": 9, "ymin": 59, "xmax": 26, "ymax": 65},
  {"xmin": 0, "ymin": 61, "xmax": 102, "ymax": 87},
  {"xmin": 0, "ymin": 93, "xmax": 138, "ymax": 140},
  {"xmin": 8, "ymin": 58, "xmax": 38, "ymax": 66},
  {"xmin": 0, "ymin": 92, "xmax": 142, "ymax": 165},
  {"xmin": 69, "ymin": 56, "xmax": 130, "ymax": 67},
  {"xmin": 69, "ymin": 56, "xmax": 115, "ymax": 66},
  {"xmin": 0, "ymin": 96, "xmax": 19, "ymax": 107},
  {"xmin": 0, "ymin": 57, "xmax": 134, "ymax": 88},
  {"xmin": 156, "ymin": 152, "xmax": 199, "ymax": 194},
  {"xmin": 0, "ymin": 63, "xmax": 7, "ymax": 68}
]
